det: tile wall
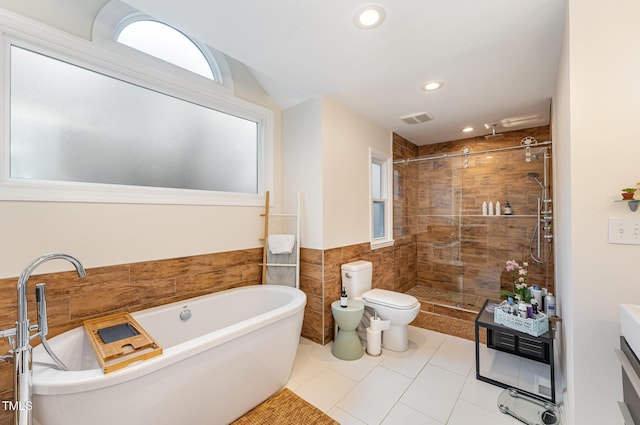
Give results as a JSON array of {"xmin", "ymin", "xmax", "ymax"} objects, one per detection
[
  {"xmin": 392, "ymin": 126, "xmax": 556, "ymax": 339},
  {"xmin": 299, "ymin": 242, "xmax": 416, "ymax": 345},
  {"xmin": 0, "ymin": 248, "xmax": 262, "ymax": 425}
]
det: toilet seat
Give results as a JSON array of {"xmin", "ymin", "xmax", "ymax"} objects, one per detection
[{"xmin": 363, "ymin": 288, "xmax": 419, "ymax": 310}]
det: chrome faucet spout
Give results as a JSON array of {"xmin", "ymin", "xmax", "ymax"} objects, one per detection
[{"xmin": 13, "ymin": 253, "xmax": 85, "ymax": 425}]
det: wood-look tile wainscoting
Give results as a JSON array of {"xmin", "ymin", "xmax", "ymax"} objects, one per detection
[
  {"xmin": 299, "ymin": 238, "xmax": 418, "ymax": 346},
  {"xmin": 0, "ymin": 248, "xmax": 262, "ymax": 425},
  {"xmin": 298, "ymin": 238, "xmax": 486, "ymax": 346}
]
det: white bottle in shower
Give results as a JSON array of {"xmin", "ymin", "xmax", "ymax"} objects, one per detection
[
  {"xmin": 546, "ymin": 293, "xmax": 556, "ymax": 317},
  {"xmin": 488, "ymin": 202, "xmax": 494, "ymax": 216},
  {"xmin": 496, "ymin": 201, "xmax": 501, "ymax": 215},
  {"xmin": 482, "ymin": 201, "xmax": 488, "ymax": 216}
]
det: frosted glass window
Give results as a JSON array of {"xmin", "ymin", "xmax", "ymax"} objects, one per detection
[
  {"xmin": 10, "ymin": 46, "xmax": 258, "ymax": 194},
  {"xmin": 373, "ymin": 201, "xmax": 385, "ymax": 238},
  {"xmin": 371, "ymin": 156, "xmax": 388, "ymax": 242},
  {"xmin": 117, "ymin": 20, "xmax": 214, "ymax": 80},
  {"xmin": 371, "ymin": 162, "xmax": 381, "ymax": 198}
]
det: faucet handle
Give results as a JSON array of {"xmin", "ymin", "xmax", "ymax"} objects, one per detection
[{"xmin": 0, "ymin": 327, "xmax": 16, "ymax": 339}]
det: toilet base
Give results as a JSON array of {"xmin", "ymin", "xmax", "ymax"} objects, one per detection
[{"xmin": 382, "ymin": 324, "xmax": 409, "ymax": 352}]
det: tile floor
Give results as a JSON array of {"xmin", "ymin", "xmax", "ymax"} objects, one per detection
[{"xmin": 286, "ymin": 326, "xmax": 555, "ymax": 425}]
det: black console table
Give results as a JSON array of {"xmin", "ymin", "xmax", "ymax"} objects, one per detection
[{"xmin": 475, "ymin": 299, "xmax": 556, "ymax": 403}]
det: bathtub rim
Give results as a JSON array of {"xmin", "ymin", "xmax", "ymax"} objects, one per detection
[{"xmin": 32, "ymin": 284, "xmax": 306, "ymax": 395}]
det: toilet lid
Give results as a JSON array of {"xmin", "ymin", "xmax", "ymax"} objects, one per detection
[{"xmin": 363, "ymin": 289, "xmax": 419, "ymax": 310}]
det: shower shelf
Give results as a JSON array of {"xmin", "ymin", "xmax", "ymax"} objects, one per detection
[
  {"xmin": 616, "ymin": 200, "xmax": 639, "ymax": 212},
  {"xmin": 466, "ymin": 215, "xmax": 537, "ymax": 218},
  {"xmin": 419, "ymin": 214, "xmax": 537, "ymax": 218}
]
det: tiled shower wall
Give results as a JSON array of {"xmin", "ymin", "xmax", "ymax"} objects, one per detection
[{"xmin": 394, "ymin": 126, "xmax": 555, "ymax": 302}]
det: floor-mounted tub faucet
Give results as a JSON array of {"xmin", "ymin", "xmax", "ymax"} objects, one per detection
[{"xmin": 1, "ymin": 253, "xmax": 86, "ymax": 425}]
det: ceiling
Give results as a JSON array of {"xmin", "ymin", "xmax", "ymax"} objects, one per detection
[{"xmin": 122, "ymin": 0, "xmax": 566, "ymax": 145}]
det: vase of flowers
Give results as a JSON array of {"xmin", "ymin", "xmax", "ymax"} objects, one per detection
[{"xmin": 500, "ymin": 260, "xmax": 532, "ymax": 302}]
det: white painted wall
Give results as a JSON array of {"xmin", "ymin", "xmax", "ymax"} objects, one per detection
[
  {"xmin": 0, "ymin": 202, "xmax": 263, "ymax": 278},
  {"xmin": 322, "ymin": 97, "xmax": 391, "ymax": 249},
  {"xmin": 0, "ymin": 0, "xmax": 106, "ymax": 39},
  {"xmin": 281, "ymin": 97, "xmax": 392, "ymax": 250},
  {"xmin": 556, "ymin": 0, "xmax": 640, "ymax": 423},
  {"xmin": 282, "ymin": 98, "xmax": 324, "ymax": 249},
  {"xmin": 553, "ymin": 4, "xmax": 574, "ymax": 421}
]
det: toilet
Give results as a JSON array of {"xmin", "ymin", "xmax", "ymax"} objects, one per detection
[{"xmin": 341, "ymin": 260, "xmax": 420, "ymax": 352}]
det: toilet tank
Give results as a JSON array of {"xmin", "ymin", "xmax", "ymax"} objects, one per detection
[{"xmin": 341, "ymin": 260, "xmax": 372, "ymax": 299}]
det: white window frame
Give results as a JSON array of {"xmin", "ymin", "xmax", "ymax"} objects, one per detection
[
  {"xmin": 370, "ymin": 148, "xmax": 394, "ymax": 250},
  {"xmin": 92, "ymin": 1, "xmax": 235, "ymax": 94},
  {"xmin": 0, "ymin": 8, "xmax": 273, "ymax": 206}
]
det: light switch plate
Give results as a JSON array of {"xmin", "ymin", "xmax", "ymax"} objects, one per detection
[{"xmin": 609, "ymin": 217, "xmax": 640, "ymax": 245}]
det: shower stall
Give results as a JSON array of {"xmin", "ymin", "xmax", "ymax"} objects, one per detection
[{"xmin": 393, "ymin": 127, "xmax": 554, "ymax": 310}]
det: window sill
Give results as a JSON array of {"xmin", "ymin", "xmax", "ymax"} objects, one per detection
[
  {"xmin": 371, "ymin": 239, "xmax": 395, "ymax": 250},
  {"xmin": 0, "ymin": 180, "xmax": 266, "ymax": 206}
]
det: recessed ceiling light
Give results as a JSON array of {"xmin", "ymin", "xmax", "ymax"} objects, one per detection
[
  {"xmin": 462, "ymin": 127, "xmax": 474, "ymax": 133},
  {"xmin": 421, "ymin": 81, "xmax": 443, "ymax": 92},
  {"xmin": 354, "ymin": 5, "xmax": 386, "ymax": 29}
]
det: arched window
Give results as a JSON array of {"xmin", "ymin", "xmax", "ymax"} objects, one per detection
[
  {"xmin": 116, "ymin": 20, "xmax": 215, "ymax": 80},
  {"xmin": 92, "ymin": 1, "xmax": 233, "ymax": 90}
]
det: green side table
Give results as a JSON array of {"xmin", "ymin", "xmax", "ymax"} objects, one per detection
[{"xmin": 331, "ymin": 300, "xmax": 364, "ymax": 360}]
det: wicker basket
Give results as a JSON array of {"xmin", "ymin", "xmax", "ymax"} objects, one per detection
[{"xmin": 494, "ymin": 303, "xmax": 549, "ymax": 337}]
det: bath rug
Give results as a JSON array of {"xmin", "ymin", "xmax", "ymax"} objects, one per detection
[{"xmin": 231, "ymin": 388, "xmax": 339, "ymax": 425}]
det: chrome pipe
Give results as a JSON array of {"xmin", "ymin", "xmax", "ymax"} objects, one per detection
[
  {"xmin": 14, "ymin": 253, "xmax": 85, "ymax": 425},
  {"xmin": 536, "ymin": 198, "xmax": 541, "ymax": 258},
  {"xmin": 393, "ymin": 141, "xmax": 553, "ymax": 164}
]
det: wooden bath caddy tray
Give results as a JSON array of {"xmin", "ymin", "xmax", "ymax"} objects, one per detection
[{"xmin": 83, "ymin": 312, "xmax": 162, "ymax": 374}]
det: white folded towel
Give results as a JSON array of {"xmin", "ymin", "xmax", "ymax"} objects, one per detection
[{"xmin": 268, "ymin": 234, "xmax": 296, "ymax": 254}]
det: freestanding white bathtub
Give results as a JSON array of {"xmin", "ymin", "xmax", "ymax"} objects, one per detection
[{"xmin": 32, "ymin": 285, "xmax": 306, "ymax": 425}]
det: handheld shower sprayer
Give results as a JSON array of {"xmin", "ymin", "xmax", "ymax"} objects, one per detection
[
  {"xmin": 36, "ymin": 283, "xmax": 68, "ymax": 371},
  {"xmin": 527, "ymin": 172, "xmax": 544, "ymax": 190}
]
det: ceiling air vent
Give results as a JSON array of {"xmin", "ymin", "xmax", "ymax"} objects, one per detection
[{"xmin": 401, "ymin": 112, "xmax": 434, "ymax": 125}]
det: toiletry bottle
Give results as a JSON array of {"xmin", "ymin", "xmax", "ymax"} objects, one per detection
[
  {"xmin": 531, "ymin": 285, "xmax": 542, "ymax": 307},
  {"xmin": 531, "ymin": 299, "xmax": 539, "ymax": 316},
  {"xmin": 546, "ymin": 292, "xmax": 556, "ymax": 317},
  {"xmin": 496, "ymin": 201, "xmax": 501, "ymax": 215},
  {"xmin": 504, "ymin": 200, "xmax": 512, "ymax": 215},
  {"xmin": 504, "ymin": 297, "xmax": 514, "ymax": 313},
  {"xmin": 482, "ymin": 201, "xmax": 488, "ymax": 216},
  {"xmin": 488, "ymin": 201, "xmax": 494, "ymax": 216},
  {"xmin": 518, "ymin": 302, "xmax": 527, "ymax": 318},
  {"xmin": 340, "ymin": 287, "xmax": 348, "ymax": 308}
]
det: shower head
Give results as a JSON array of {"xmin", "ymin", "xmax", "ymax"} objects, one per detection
[
  {"xmin": 484, "ymin": 124, "xmax": 503, "ymax": 139},
  {"xmin": 527, "ymin": 172, "xmax": 544, "ymax": 189}
]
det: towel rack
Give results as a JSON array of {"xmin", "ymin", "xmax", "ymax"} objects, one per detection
[{"xmin": 260, "ymin": 191, "xmax": 301, "ymax": 288}]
